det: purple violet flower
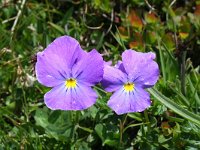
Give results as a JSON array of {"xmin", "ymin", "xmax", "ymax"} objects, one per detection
[
  {"xmin": 35, "ymin": 36, "xmax": 104, "ymax": 110},
  {"xmin": 102, "ymin": 50, "xmax": 159, "ymax": 115}
]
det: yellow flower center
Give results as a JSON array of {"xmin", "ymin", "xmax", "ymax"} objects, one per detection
[
  {"xmin": 124, "ymin": 82, "xmax": 134, "ymax": 92},
  {"xmin": 65, "ymin": 78, "xmax": 77, "ymax": 88}
]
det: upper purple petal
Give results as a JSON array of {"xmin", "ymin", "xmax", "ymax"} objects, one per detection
[
  {"xmin": 115, "ymin": 61, "xmax": 126, "ymax": 73},
  {"xmin": 72, "ymin": 49, "xmax": 104, "ymax": 86},
  {"xmin": 44, "ymin": 83, "xmax": 98, "ymax": 110},
  {"xmin": 36, "ymin": 54, "xmax": 66, "ymax": 87},
  {"xmin": 35, "ymin": 36, "xmax": 84, "ymax": 87},
  {"xmin": 122, "ymin": 50, "xmax": 159, "ymax": 87},
  {"xmin": 134, "ymin": 61, "xmax": 159, "ymax": 88},
  {"xmin": 101, "ymin": 64, "xmax": 127, "ymax": 92},
  {"xmin": 107, "ymin": 86, "xmax": 151, "ymax": 115},
  {"xmin": 122, "ymin": 50, "xmax": 155, "ymax": 76},
  {"xmin": 104, "ymin": 61, "xmax": 112, "ymax": 66}
]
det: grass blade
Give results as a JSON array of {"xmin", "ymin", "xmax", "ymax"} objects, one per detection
[{"xmin": 148, "ymin": 88, "xmax": 200, "ymax": 126}]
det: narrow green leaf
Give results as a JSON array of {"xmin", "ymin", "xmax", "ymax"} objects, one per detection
[
  {"xmin": 166, "ymin": 115, "xmax": 184, "ymax": 123},
  {"xmin": 148, "ymin": 88, "xmax": 200, "ymax": 126},
  {"xmin": 161, "ymin": 40, "xmax": 177, "ymax": 65},
  {"xmin": 127, "ymin": 113, "xmax": 143, "ymax": 121},
  {"xmin": 48, "ymin": 22, "xmax": 65, "ymax": 34},
  {"xmin": 187, "ymin": 76, "xmax": 200, "ymax": 106},
  {"xmin": 123, "ymin": 122, "xmax": 149, "ymax": 133},
  {"xmin": 158, "ymin": 40, "xmax": 167, "ymax": 83},
  {"xmin": 103, "ymin": 139, "xmax": 118, "ymax": 147},
  {"xmin": 77, "ymin": 125, "xmax": 93, "ymax": 133},
  {"xmin": 111, "ymin": 26, "xmax": 126, "ymax": 50},
  {"xmin": 96, "ymin": 32, "xmax": 104, "ymax": 50},
  {"xmin": 168, "ymin": 84, "xmax": 190, "ymax": 107}
]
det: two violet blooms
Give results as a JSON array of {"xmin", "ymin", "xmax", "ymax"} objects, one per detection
[{"xmin": 35, "ymin": 36, "xmax": 159, "ymax": 115}]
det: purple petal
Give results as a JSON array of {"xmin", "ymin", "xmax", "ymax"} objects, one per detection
[
  {"xmin": 122, "ymin": 50, "xmax": 155, "ymax": 76},
  {"xmin": 101, "ymin": 64, "xmax": 127, "ymax": 92},
  {"xmin": 115, "ymin": 61, "xmax": 126, "ymax": 73},
  {"xmin": 71, "ymin": 83, "xmax": 98, "ymax": 109},
  {"xmin": 104, "ymin": 61, "xmax": 112, "ymax": 66},
  {"xmin": 36, "ymin": 54, "xmax": 66, "ymax": 87},
  {"xmin": 72, "ymin": 49, "xmax": 104, "ymax": 86},
  {"xmin": 45, "ymin": 36, "xmax": 84, "ymax": 69},
  {"xmin": 36, "ymin": 36, "xmax": 83, "ymax": 87},
  {"xmin": 107, "ymin": 86, "xmax": 151, "ymax": 115},
  {"xmin": 122, "ymin": 50, "xmax": 159, "ymax": 87},
  {"xmin": 134, "ymin": 61, "xmax": 159, "ymax": 88},
  {"xmin": 44, "ymin": 83, "xmax": 98, "ymax": 110}
]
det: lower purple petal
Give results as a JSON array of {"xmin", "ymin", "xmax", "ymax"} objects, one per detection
[
  {"xmin": 44, "ymin": 83, "xmax": 97, "ymax": 110},
  {"xmin": 71, "ymin": 83, "xmax": 98, "ymax": 109},
  {"xmin": 44, "ymin": 83, "xmax": 71, "ymax": 110},
  {"xmin": 107, "ymin": 86, "xmax": 151, "ymax": 115}
]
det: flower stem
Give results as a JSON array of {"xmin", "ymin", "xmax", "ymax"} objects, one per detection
[
  {"xmin": 119, "ymin": 114, "xmax": 128, "ymax": 146},
  {"xmin": 180, "ymin": 51, "xmax": 187, "ymax": 96},
  {"xmin": 144, "ymin": 110, "xmax": 150, "ymax": 131}
]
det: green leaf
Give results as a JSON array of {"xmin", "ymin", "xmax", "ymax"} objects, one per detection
[
  {"xmin": 123, "ymin": 122, "xmax": 149, "ymax": 133},
  {"xmin": 77, "ymin": 125, "xmax": 93, "ymax": 133},
  {"xmin": 94, "ymin": 124, "xmax": 104, "ymax": 141},
  {"xmin": 111, "ymin": 26, "xmax": 127, "ymax": 50},
  {"xmin": 48, "ymin": 22, "xmax": 65, "ymax": 34},
  {"xmin": 96, "ymin": 32, "xmax": 104, "ymax": 50},
  {"xmin": 48, "ymin": 110, "xmax": 61, "ymax": 124},
  {"xmin": 127, "ymin": 113, "xmax": 142, "ymax": 121},
  {"xmin": 34, "ymin": 108, "xmax": 49, "ymax": 128},
  {"xmin": 148, "ymin": 88, "xmax": 200, "ymax": 126},
  {"xmin": 103, "ymin": 139, "xmax": 118, "ymax": 147},
  {"xmin": 187, "ymin": 76, "xmax": 200, "ymax": 106}
]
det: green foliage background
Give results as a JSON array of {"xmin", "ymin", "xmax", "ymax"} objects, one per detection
[{"xmin": 0, "ymin": 0, "xmax": 200, "ymax": 149}]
